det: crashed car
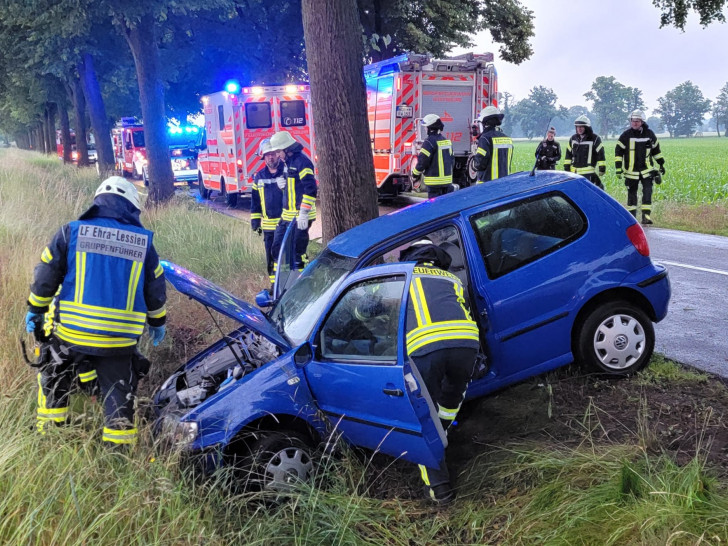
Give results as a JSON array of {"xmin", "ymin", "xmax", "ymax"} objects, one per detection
[{"xmin": 153, "ymin": 170, "xmax": 671, "ymax": 490}]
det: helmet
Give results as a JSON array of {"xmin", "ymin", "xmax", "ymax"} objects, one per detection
[
  {"xmin": 629, "ymin": 109, "xmax": 646, "ymax": 122},
  {"xmin": 399, "ymin": 239, "xmax": 452, "ymax": 270},
  {"xmin": 574, "ymin": 115, "xmax": 591, "ymax": 128},
  {"xmin": 421, "ymin": 114, "xmax": 441, "ymax": 127},
  {"xmin": 94, "ymin": 176, "xmax": 141, "ymax": 210},
  {"xmin": 259, "ymin": 138, "xmax": 273, "ymax": 156},
  {"xmin": 478, "ymin": 105, "xmax": 504, "ymax": 126},
  {"xmin": 269, "ymin": 131, "xmax": 297, "ymax": 151}
]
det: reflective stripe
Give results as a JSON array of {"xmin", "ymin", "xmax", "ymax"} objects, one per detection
[
  {"xmin": 574, "ymin": 166, "xmax": 596, "ymax": 174},
  {"xmin": 74, "ymin": 251, "xmax": 87, "ymax": 303},
  {"xmin": 126, "ymin": 261, "xmax": 143, "ymax": 312},
  {"xmin": 476, "ymin": 147, "xmax": 486, "ymax": 156},
  {"xmin": 262, "ymin": 218, "xmax": 279, "ymax": 230},
  {"xmin": 423, "ymin": 176, "xmax": 451, "ymax": 186},
  {"xmin": 299, "ymin": 168, "xmax": 314, "ymax": 179},
  {"xmin": 412, "ymin": 168, "xmax": 422, "ymax": 176},
  {"xmin": 406, "ymin": 320, "xmax": 480, "ymax": 346},
  {"xmin": 419, "ymin": 148, "xmax": 431, "ymax": 157},
  {"xmin": 59, "ymin": 313, "xmax": 145, "ymax": 335},
  {"xmin": 301, "ymin": 195, "xmax": 316, "ymax": 207},
  {"xmin": 419, "ymin": 464, "xmax": 431, "ymax": 486},
  {"xmin": 36, "ymin": 374, "xmax": 68, "ymax": 432},
  {"xmin": 59, "ymin": 302, "xmax": 146, "ymax": 323},
  {"xmin": 56, "ymin": 325, "xmax": 137, "ymax": 348},
  {"xmin": 438, "ymin": 404, "xmax": 460, "ymax": 420},
  {"xmin": 29, "ymin": 292, "xmax": 53, "ymax": 307},
  {"xmin": 407, "ymin": 329, "xmax": 480, "ymax": 354},
  {"xmin": 78, "ymin": 370, "xmax": 97, "ymax": 383},
  {"xmin": 154, "ymin": 264, "xmax": 164, "ymax": 278},
  {"xmin": 250, "ymin": 212, "xmax": 263, "ymax": 220},
  {"xmin": 147, "ymin": 306, "xmax": 166, "ymax": 319},
  {"xmin": 41, "ymin": 247, "xmax": 53, "ymax": 264},
  {"xmin": 102, "ymin": 426, "xmax": 138, "ymax": 444}
]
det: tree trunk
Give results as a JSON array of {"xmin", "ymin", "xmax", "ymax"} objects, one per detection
[
  {"xmin": 70, "ymin": 77, "xmax": 90, "ymax": 167},
  {"xmin": 59, "ymin": 105, "xmax": 73, "ymax": 163},
  {"xmin": 79, "ymin": 52, "xmax": 115, "ymax": 178},
  {"xmin": 123, "ymin": 14, "xmax": 174, "ymax": 204},
  {"xmin": 46, "ymin": 103, "xmax": 57, "ymax": 156},
  {"xmin": 302, "ymin": 0, "xmax": 379, "ymax": 243}
]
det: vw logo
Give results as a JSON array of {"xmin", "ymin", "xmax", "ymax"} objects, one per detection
[{"xmin": 614, "ymin": 334, "xmax": 629, "ymax": 350}]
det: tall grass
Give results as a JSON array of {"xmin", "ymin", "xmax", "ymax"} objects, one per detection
[{"xmin": 2, "ymin": 148, "xmax": 728, "ymax": 544}]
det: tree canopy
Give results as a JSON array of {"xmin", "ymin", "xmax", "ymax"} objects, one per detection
[
  {"xmin": 584, "ymin": 76, "xmax": 645, "ymax": 138},
  {"xmin": 655, "ymin": 81, "xmax": 712, "ymax": 137},
  {"xmin": 653, "ymin": 0, "xmax": 727, "ymax": 29}
]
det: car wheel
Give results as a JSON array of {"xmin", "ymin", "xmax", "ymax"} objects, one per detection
[
  {"xmin": 198, "ymin": 175, "xmax": 210, "ymax": 199},
  {"xmin": 466, "ymin": 155, "xmax": 478, "ymax": 185},
  {"xmin": 244, "ymin": 431, "xmax": 315, "ymax": 493},
  {"xmin": 575, "ymin": 301, "xmax": 654, "ymax": 375}
]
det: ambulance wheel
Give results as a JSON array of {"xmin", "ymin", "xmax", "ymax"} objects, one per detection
[
  {"xmin": 198, "ymin": 175, "xmax": 210, "ymax": 199},
  {"xmin": 226, "ymin": 191, "xmax": 238, "ymax": 208},
  {"xmin": 466, "ymin": 156, "xmax": 478, "ymax": 185}
]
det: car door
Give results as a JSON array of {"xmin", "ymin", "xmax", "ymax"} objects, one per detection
[{"xmin": 302, "ymin": 264, "xmax": 446, "ymax": 469}]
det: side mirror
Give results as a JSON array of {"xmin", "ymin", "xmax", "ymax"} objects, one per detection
[
  {"xmin": 293, "ymin": 343, "xmax": 313, "ymax": 368},
  {"xmin": 255, "ymin": 289, "xmax": 274, "ymax": 308}
]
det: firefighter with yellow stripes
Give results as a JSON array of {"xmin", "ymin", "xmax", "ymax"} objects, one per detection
[
  {"xmin": 399, "ymin": 240, "xmax": 480, "ymax": 504},
  {"xmin": 25, "ymin": 177, "xmax": 166, "ymax": 447},
  {"xmin": 615, "ymin": 110, "xmax": 666, "ymax": 225},
  {"xmin": 269, "ymin": 130, "xmax": 317, "ymax": 280},
  {"xmin": 472, "ymin": 106, "xmax": 513, "ymax": 183},
  {"xmin": 564, "ymin": 115, "xmax": 606, "ymax": 188},
  {"xmin": 412, "ymin": 114, "xmax": 454, "ymax": 197},
  {"xmin": 251, "ymin": 138, "xmax": 285, "ymax": 284}
]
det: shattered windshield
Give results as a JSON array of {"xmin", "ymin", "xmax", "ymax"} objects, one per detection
[{"xmin": 269, "ymin": 249, "xmax": 356, "ymax": 346}]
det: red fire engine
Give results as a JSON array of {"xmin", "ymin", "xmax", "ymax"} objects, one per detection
[
  {"xmin": 365, "ymin": 52, "xmax": 498, "ymax": 196},
  {"xmin": 56, "ymin": 130, "xmax": 97, "ymax": 163},
  {"xmin": 111, "ymin": 118, "xmax": 146, "ymax": 178},
  {"xmin": 197, "ymin": 83, "xmax": 315, "ymax": 207}
]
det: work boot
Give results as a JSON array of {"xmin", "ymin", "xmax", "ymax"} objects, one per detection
[
  {"xmin": 426, "ymin": 483, "xmax": 456, "ymax": 505},
  {"xmin": 641, "ymin": 213, "xmax": 653, "ymax": 225}
]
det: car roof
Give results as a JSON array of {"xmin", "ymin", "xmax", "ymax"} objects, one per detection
[{"xmin": 328, "ymin": 170, "xmax": 579, "ymax": 258}]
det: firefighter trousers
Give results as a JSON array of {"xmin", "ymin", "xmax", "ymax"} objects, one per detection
[
  {"xmin": 426, "ymin": 184, "xmax": 454, "ymax": 199},
  {"xmin": 271, "ymin": 219, "xmax": 313, "ymax": 281},
  {"xmin": 36, "ymin": 343, "xmax": 140, "ymax": 445},
  {"xmin": 263, "ymin": 230, "xmax": 276, "ymax": 284},
  {"xmin": 585, "ymin": 173, "xmax": 604, "ymax": 189},
  {"xmin": 412, "ymin": 346, "xmax": 478, "ymax": 499},
  {"xmin": 626, "ymin": 176, "xmax": 654, "ymax": 219}
]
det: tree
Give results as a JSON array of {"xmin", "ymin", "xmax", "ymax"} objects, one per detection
[
  {"xmin": 302, "ymin": 0, "xmax": 379, "ymax": 241},
  {"xmin": 358, "ymin": 0, "xmax": 535, "ymax": 64},
  {"xmin": 714, "ymin": 82, "xmax": 728, "ymax": 137},
  {"xmin": 510, "ymin": 86, "xmax": 561, "ymax": 139},
  {"xmin": 655, "ymin": 81, "xmax": 712, "ymax": 137},
  {"xmin": 584, "ymin": 76, "xmax": 645, "ymax": 138},
  {"xmin": 646, "ymin": 116, "xmax": 665, "ymax": 133},
  {"xmin": 653, "ymin": 0, "xmax": 727, "ymax": 28}
]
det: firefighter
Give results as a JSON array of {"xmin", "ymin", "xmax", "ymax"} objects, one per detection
[
  {"xmin": 615, "ymin": 110, "xmax": 666, "ymax": 225},
  {"xmin": 25, "ymin": 177, "xmax": 166, "ymax": 446},
  {"xmin": 472, "ymin": 106, "xmax": 513, "ymax": 183},
  {"xmin": 564, "ymin": 115, "xmax": 606, "ymax": 188},
  {"xmin": 535, "ymin": 126, "xmax": 561, "ymax": 170},
  {"xmin": 400, "ymin": 240, "xmax": 480, "ymax": 503},
  {"xmin": 251, "ymin": 138, "xmax": 285, "ymax": 284},
  {"xmin": 269, "ymin": 130, "xmax": 317, "ymax": 280},
  {"xmin": 411, "ymin": 114, "xmax": 454, "ymax": 197}
]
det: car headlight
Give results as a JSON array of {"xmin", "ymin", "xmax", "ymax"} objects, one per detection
[{"xmin": 174, "ymin": 421, "xmax": 198, "ymax": 446}]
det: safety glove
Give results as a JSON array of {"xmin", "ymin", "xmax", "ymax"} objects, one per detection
[
  {"xmin": 296, "ymin": 211, "xmax": 309, "ymax": 231},
  {"xmin": 25, "ymin": 311, "xmax": 43, "ymax": 334},
  {"xmin": 251, "ymin": 220, "xmax": 262, "ymax": 235},
  {"xmin": 275, "ymin": 177, "xmax": 286, "ymax": 190},
  {"xmin": 148, "ymin": 325, "xmax": 166, "ymax": 346},
  {"xmin": 659, "ymin": 164, "xmax": 666, "ymax": 175}
]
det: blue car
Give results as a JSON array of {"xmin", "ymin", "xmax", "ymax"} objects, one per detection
[{"xmin": 153, "ymin": 171, "xmax": 670, "ymax": 490}]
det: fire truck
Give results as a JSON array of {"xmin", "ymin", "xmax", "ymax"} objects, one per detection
[
  {"xmin": 111, "ymin": 118, "xmax": 146, "ymax": 178},
  {"xmin": 364, "ymin": 52, "xmax": 498, "ymax": 196},
  {"xmin": 56, "ymin": 130, "xmax": 97, "ymax": 163},
  {"xmin": 198, "ymin": 83, "xmax": 315, "ymax": 207}
]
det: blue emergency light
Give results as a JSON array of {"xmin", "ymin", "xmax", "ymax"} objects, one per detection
[{"xmin": 224, "ymin": 80, "xmax": 241, "ymax": 94}]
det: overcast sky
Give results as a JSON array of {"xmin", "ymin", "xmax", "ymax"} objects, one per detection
[{"xmin": 453, "ymin": 0, "xmax": 728, "ymax": 114}]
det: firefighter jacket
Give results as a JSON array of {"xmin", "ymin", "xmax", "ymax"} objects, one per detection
[
  {"xmin": 251, "ymin": 162, "xmax": 285, "ymax": 232},
  {"xmin": 615, "ymin": 123, "xmax": 665, "ymax": 180},
  {"xmin": 412, "ymin": 133, "xmax": 453, "ymax": 187},
  {"xmin": 473, "ymin": 126, "xmax": 513, "ymax": 183},
  {"xmin": 564, "ymin": 128, "xmax": 606, "ymax": 176},
  {"xmin": 28, "ymin": 195, "xmax": 167, "ymax": 354},
  {"xmin": 535, "ymin": 140, "xmax": 561, "ymax": 169},
  {"xmin": 405, "ymin": 265, "xmax": 480, "ymax": 357},
  {"xmin": 281, "ymin": 142, "xmax": 317, "ymax": 223}
]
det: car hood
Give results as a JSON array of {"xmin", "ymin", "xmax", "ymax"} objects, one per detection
[{"xmin": 161, "ymin": 261, "xmax": 290, "ymax": 350}]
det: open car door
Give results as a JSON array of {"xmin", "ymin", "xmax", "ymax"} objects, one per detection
[
  {"xmin": 273, "ymin": 221, "xmax": 301, "ymax": 301},
  {"xmin": 302, "ymin": 263, "xmax": 446, "ymax": 469}
]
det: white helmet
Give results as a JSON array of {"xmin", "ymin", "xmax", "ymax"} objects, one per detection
[
  {"xmin": 478, "ymin": 105, "xmax": 504, "ymax": 125},
  {"xmin": 574, "ymin": 115, "xmax": 591, "ymax": 127},
  {"xmin": 629, "ymin": 109, "xmax": 646, "ymax": 122},
  {"xmin": 259, "ymin": 138, "xmax": 274, "ymax": 156},
  {"xmin": 421, "ymin": 114, "xmax": 441, "ymax": 127},
  {"xmin": 94, "ymin": 176, "xmax": 141, "ymax": 210},
  {"xmin": 269, "ymin": 131, "xmax": 297, "ymax": 152}
]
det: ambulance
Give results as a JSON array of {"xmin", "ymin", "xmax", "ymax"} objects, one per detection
[
  {"xmin": 364, "ymin": 52, "xmax": 498, "ymax": 197},
  {"xmin": 111, "ymin": 118, "xmax": 146, "ymax": 178},
  {"xmin": 198, "ymin": 83, "xmax": 315, "ymax": 207}
]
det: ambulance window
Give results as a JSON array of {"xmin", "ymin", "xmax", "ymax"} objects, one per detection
[
  {"xmin": 217, "ymin": 106, "xmax": 225, "ymax": 131},
  {"xmin": 280, "ymin": 100, "xmax": 307, "ymax": 127},
  {"xmin": 245, "ymin": 102, "xmax": 272, "ymax": 129}
]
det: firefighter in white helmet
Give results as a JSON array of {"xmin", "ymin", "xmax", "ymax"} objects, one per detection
[
  {"xmin": 412, "ymin": 114, "xmax": 455, "ymax": 198},
  {"xmin": 268, "ymin": 130, "xmax": 317, "ymax": 282},
  {"xmin": 615, "ymin": 110, "xmax": 666, "ymax": 225},
  {"xmin": 472, "ymin": 106, "xmax": 513, "ymax": 183},
  {"xmin": 251, "ymin": 138, "xmax": 285, "ymax": 283},
  {"xmin": 564, "ymin": 115, "xmax": 606, "ymax": 188}
]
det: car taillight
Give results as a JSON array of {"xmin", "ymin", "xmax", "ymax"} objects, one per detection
[
  {"xmin": 626, "ymin": 223, "xmax": 649, "ymax": 256},
  {"xmin": 236, "ymin": 159, "xmax": 243, "ymax": 166},
  {"xmin": 71, "ymin": 151, "xmax": 78, "ymax": 160}
]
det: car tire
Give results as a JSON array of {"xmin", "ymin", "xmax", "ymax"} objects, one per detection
[
  {"xmin": 575, "ymin": 300, "xmax": 654, "ymax": 376},
  {"xmin": 198, "ymin": 174, "xmax": 210, "ymax": 199},
  {"xmin": 466, "ymin": 155, "xmax": 478, "ymax": 185},
  {"xmin": 243, "ymin": 431, "xmax": 315, "ymax": 493}
]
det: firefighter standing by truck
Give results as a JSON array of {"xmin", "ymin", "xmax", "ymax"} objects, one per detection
[
  {"xmin": 25, "ymin": 177, "xmax": 166, "ymax": 446},
  {"xmin": 472, "ymin": 106, "xmax": 513, "ymax": 183},
  {"xmin": 615, "ymin": 110, "xmax": 666, "ymax": 225},
  {"xmin": 412, "ymin": 114, "xmax": 455, "ymax": 198},
  {"xmin": 269, "ymin": 130, "xmax": 317, "ymax": 281},
  {"xmin": 251, "ymin": 138, "xmax": 285, "ymax": 284},
  {"xmin": 535, "ymin": 127, "xmax": 561, "ymax": 170},
  {"xmin": 564, "ymin": 115, "xmax": 606, "ymax": 188}
]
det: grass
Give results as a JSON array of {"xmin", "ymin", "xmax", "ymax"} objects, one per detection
[
  {"xmin": 2, "ymin": 147, "xmax": 728, "ymax": 544},
  {"xmin": 511, "ymin": 136, "xmax": 728, "ymax": 235}
]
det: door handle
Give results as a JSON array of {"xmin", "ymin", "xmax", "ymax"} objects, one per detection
[{"xmin": 382, "ymin": 388, "xmax": 404, "ymax": 397}]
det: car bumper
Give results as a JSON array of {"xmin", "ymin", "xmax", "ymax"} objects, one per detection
[
  {"xmin": 173, "ymin": 169, "xmax": 198, "ymax": 184},
  {"xmin": 624, "ymin": 263, "xmax": 671, "ymax": 322}
]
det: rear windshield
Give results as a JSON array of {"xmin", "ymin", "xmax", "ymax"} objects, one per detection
[
  {"xmin": 246, "ymin": 102, "xmax": 273, "ymax": 129},
  {"xmin": 280, "ymin": 100, "xmax": 306, "ymax": 127}
]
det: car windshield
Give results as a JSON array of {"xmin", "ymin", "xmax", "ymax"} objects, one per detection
[
  {"xmin": 269, "ymin": 249, "xmax": 356, "ymax": 346},
  {"xmin": 132, "ymin": 131, "xmax": 145, "ymax": 148}
]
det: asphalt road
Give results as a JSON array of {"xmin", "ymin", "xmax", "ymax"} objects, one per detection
[{"xmin": 155, "ymin": 184, "xmax": 728, "ymax": 378}]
